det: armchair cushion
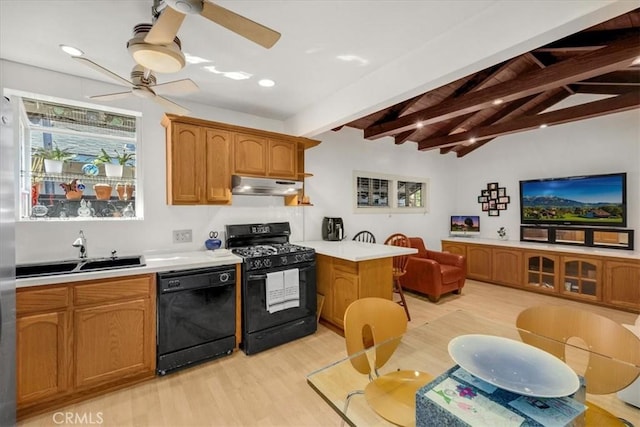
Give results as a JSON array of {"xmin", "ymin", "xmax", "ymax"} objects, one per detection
[{"xmin": 402, "ymin": 237, "xmax": 466, "ymax": 302}]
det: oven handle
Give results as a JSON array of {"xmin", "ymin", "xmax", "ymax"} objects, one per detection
[{"xmin": 248, "ymin": 264, "xmax": 315, "ymax": 280}]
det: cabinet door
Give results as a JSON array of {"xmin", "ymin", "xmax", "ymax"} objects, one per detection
[
  {"xmin": 330, "ymin": 270, "xmax": 359, "ymax": 328},
  {"xmin": 605, "ymin": 261, "xmax": 640, "ymax": 311},
  {"xmin": 491, "ymin": 248, "xmax": 522, "ymax": 287},
  {"xmin": 74, "ymin": 298, "xmax": 154, "ymax": 389},
  {"xmin": 233, "ymin": 133, "xmax": 268, "ymax": 176},
  {"xmin": 204, "ymin": 128, "xmax": 232, "ymax": 203},
  {"xmin": 168, "ymin": 123, "xmax": 204, "ymax": 204},
  {"xmin": 467, "ymin": 246, "xmax": 492, "ymax": 281},
  {"xmin": 17, "ymin": 311, "xmax": 70, "ymax": 404},
  {"xmin": 561, "ymin": 257, "xmax": 602, "ymax": 301},
  {"xmin": 442, "ymin": 242, "xmax": 466, "ymax": 256},
  {"xmin": 524, "ymin": 253, "xmax": 558, "ymax": 293},
  {"xmin": 268, "ymin": 139, "xmax": 297, "ymax": 178}
]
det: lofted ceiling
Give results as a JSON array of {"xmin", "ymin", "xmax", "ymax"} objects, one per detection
[
  {"xmin": 0, "ymin": 1, "xmax": 637, "ymax": 141},
  {"xmin": 343, "ymin": 9, "xmax": 640, "ymax": 157}
]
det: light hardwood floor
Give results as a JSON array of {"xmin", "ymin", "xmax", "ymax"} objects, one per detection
[{"xmin": 19, "ymin": 280, "xmax": 639, "ymax": 426}]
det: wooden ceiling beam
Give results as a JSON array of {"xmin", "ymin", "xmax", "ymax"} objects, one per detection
[
  {"xmin": 571, "ymin": 85, "xmax": 640, "ymax": 95},
  {"xmin": 363, "ymin": 36, "xmax": 640, "ymax": 140},
  {"xmin": 452, "ymin": 90, "xmax": 571, "ymax": 157},
  {"xmin": 576, "ymin": 70, "xmax": 640, "ymax": 85},
  {"xmin": 418, "ymin": 91, "xmax": 638, "ymax": 151}
]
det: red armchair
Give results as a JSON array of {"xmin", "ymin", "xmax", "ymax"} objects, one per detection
[{"xmin": 402, "ymin": 237, "xmax": 466, "ymax": 302}]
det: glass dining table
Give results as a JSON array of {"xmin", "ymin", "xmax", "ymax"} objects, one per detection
[{"xmin": 306, "ymin": 310, "xmax": 640, "ymax": 427}]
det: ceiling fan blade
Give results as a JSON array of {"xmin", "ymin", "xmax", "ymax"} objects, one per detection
[
  {"xmin": 89, "ymin": 91, "xmax": 134, "ymax": 101},
  {"xmin": 201, "ymin": 2, "xmax": 281, "ymax": 49},
  {"xmin": 73, "ymin": 57, "xmax": 133, "ymax": 87},
  {"xmin": 145, "ymin": 7, "xmax": 186, "ymax": 45},
  {"xmin": 151, "ymin": 78, "xmax": 199, "ymax": 96},
  {"xmin": 153, "ymin": 95, "xmax": 190, "ymax": 116}
]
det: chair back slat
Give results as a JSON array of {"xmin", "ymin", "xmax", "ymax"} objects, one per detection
[{"xmin": 353, "ymin": 230, "xmax": 376, "ymax": 244}]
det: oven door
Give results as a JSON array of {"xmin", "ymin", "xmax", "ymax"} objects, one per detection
[
  {"xmin": 157, "ymin": 282, "xmax": 236, "ymax": 356},
  {"xmin": 243, "ymin": 262, "xmax": 316, "ymax": 333}
]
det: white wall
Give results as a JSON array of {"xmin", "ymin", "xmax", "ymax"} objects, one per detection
[
  {"xmin": 1, "ymin": 60, "xmax": 305, "ymax": 263},
  {"xmin": 303, "ymin": 127, "xmax": 458, "ymax": 249}
]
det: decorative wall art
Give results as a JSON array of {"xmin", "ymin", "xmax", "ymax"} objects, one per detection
[{"xmin": 478, "ymin": 182, "xmax": 510, "ymax": 216}]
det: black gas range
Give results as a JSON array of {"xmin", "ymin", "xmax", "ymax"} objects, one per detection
[
  {"xmin": 226, "ymin": 222, "xmax": 317, "ymax": 354},
  {"xmin": 231, "ymin": 243, "xmax": 315, "ymax": 271}
]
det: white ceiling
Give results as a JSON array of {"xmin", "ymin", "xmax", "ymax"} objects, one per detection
[{"xmin": 0, "ymin": 1, "xmax": 635, "ymax": 137}]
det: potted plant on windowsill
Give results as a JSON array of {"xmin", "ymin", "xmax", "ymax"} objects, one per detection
[
  {"xmin": 60, "ymin": 179, "xmax": 85, "ymax": 200},
  {"xmin": 33, "ymin": 144, "xmax": 75, "ymax": 174},
  {"xmin": 93, "ymin": 148, "xmax": 135, "ymax": 178}
]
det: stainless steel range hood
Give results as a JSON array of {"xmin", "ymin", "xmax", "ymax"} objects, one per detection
[{"xmin": 232, "ymin": 175, "xmax": 303, "ymax": 196}]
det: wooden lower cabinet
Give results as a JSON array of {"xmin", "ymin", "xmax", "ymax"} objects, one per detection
[
  {"xmin": 605, "ymin": 261, "xmax": 640, "ymax": 311},
  {"xmin": 17, "ymin": 311, "xmax": 70, "ymax": 404},
  {"xmin": 74, "ymin": 298, "xmax": 153, "ymax": 389},
  {"xmin": 466, "ymin": 245, "xmax": 492, "ymax": 281},
  {"xmin": 441, "ymin": 239, "xmax": 639, "ymax": 312},
  {"xmin": 491, "ymin": 248, "xmax": 522, "ymax": 287},
  {"xmin": 316, "ymin": 254, "xmax": 392, "ymax": 330},
  {"xmin": 16, "ymin": 274, "xmax": 156, "ymax": 419}
]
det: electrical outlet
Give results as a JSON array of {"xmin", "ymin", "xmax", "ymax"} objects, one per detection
[{"xmin": 173, "ymin": 229, "xmax": 192, "ymax": 243}]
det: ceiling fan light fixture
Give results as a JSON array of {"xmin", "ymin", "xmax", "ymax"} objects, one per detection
[
  {"xmin": 129, "ymin": 42, "xmax": 185, "ymax": 73},
  {"xmin": 128, "ymin": 23, "xmax": 185, "ymax": 73}
]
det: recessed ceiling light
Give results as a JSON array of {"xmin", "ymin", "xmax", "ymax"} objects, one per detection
[
  {"xmin": 632, "ymin": 56, "xmax": 640, "ymax": 65},
  {"xmin": 492, "ymin": 99, "xmax": 503, "ymax": 105},
  {"xmin": 469, "ymin": 137, "xmax": 476, "ymax": 143},
  {"xmin": 60, "ymin": 45, "xmax": 84, "ymax": 57},
  {"xmin": 258, "ymin": 79, "xmax": 275, "ymax": 88},
  {"xmin": 416, "ymin": 122, "xmax": 424, "ymax": 128},
  {"xmin": 539, "ymin": 124, "xmax": 548, "ymax": 129}
]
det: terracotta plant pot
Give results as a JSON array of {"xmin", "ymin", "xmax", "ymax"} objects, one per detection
[
  {"xmin": 65, "ymin": 190, "xmax": 83, "ymax": 200},
  {"xmin": 93, "ymin": 184, "xmax": 112, "ymax": 200},
  {"xmin": 116, "ymin": 183, "xmax": 134, "ymax": 200}
]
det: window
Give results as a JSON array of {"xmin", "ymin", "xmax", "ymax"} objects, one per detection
[
  {"xmin": 12, "ymin": 92, "xmax": 142, "ymax": 221},
  {"xmin": 354, "ymin": 171, "xmax": 429, "ymax": 213}
]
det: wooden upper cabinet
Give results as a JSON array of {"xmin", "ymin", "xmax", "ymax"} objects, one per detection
[
  {"xmin": 233, "ymin": 133, "xmax": 268, "ymax": 176},
  {"xmin": 162, "ymin": 114, "xmax": 320, "ymax": 205},
  {"xmin": 166, "ymin": 122, "xmax": 231, "ymax": 205},
  {"xmin": 204, "ymin": 128, "xmax": 232, "ymax": 203},
  {"xmin": 232, "ymin": 135, "xmax": 297, "ymax": 179},
  {"xmin": 268, "ymin": 139, "xmax": 297, "ymax": 179}
]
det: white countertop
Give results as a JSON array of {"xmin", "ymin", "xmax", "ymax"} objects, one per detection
[
  {"xmin": 442, "ymin": 237, "xmax": 640, "ymax": 260},
  {"xmin": 298, "ymin": 240, "xmax": 417, "ymax": 262},
  {"xmin": 16, "ymin": 250, "xmax": 243, "ymax": 288}
]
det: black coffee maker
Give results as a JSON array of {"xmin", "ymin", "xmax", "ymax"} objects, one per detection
[{"xmin": 322, "ymin": 217, "xmax": 344, "ymax": 241}]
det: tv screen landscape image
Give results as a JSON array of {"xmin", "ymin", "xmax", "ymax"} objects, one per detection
[
  {"xmin": 450, "ymin": 215, "xmax": 480, "ymax": 235},
  {"xmin": 520, "ymin": 172, "xmax": 627, "ymax": 227}
]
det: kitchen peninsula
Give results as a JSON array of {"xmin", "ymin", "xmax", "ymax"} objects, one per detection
[{"xmin": 301, "ymin": 241, "xmax": 417, "ymax": 331}]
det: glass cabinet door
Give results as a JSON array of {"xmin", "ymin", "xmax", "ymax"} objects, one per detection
[
  {"xmin": 561, "ymin": 258, "xmax": 601, "ymax": 300},
  {"xmin": 525, "ymin": 253, "xmax": 557, "ymax": 292}
]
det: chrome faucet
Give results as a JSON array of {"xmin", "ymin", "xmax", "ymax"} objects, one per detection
[{"xmin": 72, "ymin": 230, "xmax": 88, "ymax": 259}]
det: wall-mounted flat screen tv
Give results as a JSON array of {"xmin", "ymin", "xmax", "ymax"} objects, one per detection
[
  {"xmin": 520, "ymin": 172, "xmax": 627, "ymax": 227},
  {"xmin": 450, "ymin": 215, "xmax": 480, "ymax": 236}
]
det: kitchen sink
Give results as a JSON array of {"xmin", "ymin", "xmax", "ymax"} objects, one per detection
[{"xmin": 16, "ymin": 255, "xmax": 145, "ymax": 279}]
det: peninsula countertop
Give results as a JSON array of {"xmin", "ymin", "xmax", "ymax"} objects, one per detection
[{"xmin": 299, "ymin": 240, "xmax": 417, "ymax": 262}]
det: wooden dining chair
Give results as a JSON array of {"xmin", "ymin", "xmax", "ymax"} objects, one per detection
[
  {"xmin": 383, "ymin": 233, "xmax": 411, "ymax": 321},
  {"xmin": 342, "ymin": 297, "xmax": 432, "ymax": 426},
  {"xmin": 352, "ymin": 230, "xmax": 376, "ymax": 244},
  {"xmin": 516, "ymin": 305, "xmax": 640, "ymax": 427}
]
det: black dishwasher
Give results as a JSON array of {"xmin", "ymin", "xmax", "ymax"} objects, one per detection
[{"xmin": 157, "ymin": 265, "xmax": 236, "ymax": 375}]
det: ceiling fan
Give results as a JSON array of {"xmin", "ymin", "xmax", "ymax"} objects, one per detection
[
  {"xmin": 145, "ymin": 0, "xmax": 281, "ymax": 49},
  {"xmin": 73, "ymin": 56, "xmax": 198, "ymax": 115}
]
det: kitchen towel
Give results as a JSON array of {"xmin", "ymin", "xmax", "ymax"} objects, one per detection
[
  {"xmin": 283, "ymin": 268, "xmax": 300, "ymax": 309},
  {"xmin": 266, "ymin": 271, "xmax": 285, "ymax": 313}
]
